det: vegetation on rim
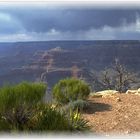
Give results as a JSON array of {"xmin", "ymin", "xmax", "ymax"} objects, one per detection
[
  {"xmin": 0, "ymin": 81, "xmax": 90, "ymax": 133},
  {"xmin": 52, "ymin": 78, "xmax": 90, "ymax": 105}
]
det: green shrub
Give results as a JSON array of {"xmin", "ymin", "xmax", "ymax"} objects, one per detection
[
  {"xmin": 0, "ymin": 82, "xmax": 46, "ymax": 112},
  {"xmin": 32, "ymin": 105, "xmax": 90, "ymax": 132},
  {"xmin": 0, "ymin": 105, "xmax": 36, "ymax": 131},
  {"xmin": 0, "ymin": 113, "xmax": 11, "ymax": 132},
  {"xmin": 0, "ymin": 82, "xmax": 46, "ymax": 132},
  {"xmin": 0, "ymin": 104, "xmax": 90, "ymax": 132},
  {"xmin": 31, "ymin": 104, "xmax": 70, "ymax": 131},
  {"xmin": 68, "ymin": 109, "xmax": 90, "ymax": 131},
  {"xmin": 63, "ymin": 99, "xmax": 89, "ymax": 112},
  {"xmin": 0, "ymin": 81, "xmax": 90, "ymax": 133},
  {"xmin": 52, "ymin": 78, "xmax": 90, "ymax": 104}
]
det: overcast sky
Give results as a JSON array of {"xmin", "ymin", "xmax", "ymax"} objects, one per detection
[{"xmin": 0, "ymin": 5, "xmax": 140, "ymax": 42}]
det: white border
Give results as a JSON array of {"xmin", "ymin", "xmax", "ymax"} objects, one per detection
[{"xmin": 0, "ymin": 0, "xmax": 140, "ymax": 8}]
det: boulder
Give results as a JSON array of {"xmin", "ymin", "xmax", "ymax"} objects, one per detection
[
  {"xmin": 96, "ymin": 90, "xmax": 119, "ymax": 98},
  {"xmin": 126, "ymin": 88, "xmax": 140, "ymax": 95},
  {"xmin": 135, "ymin": 88, "xmax": 140, "ymax": 95},
  {"xmin": 126, "ymin": 90, "xmax": 137, "ymax": 94},
  {"xmin": 96, "ymin": 90, "xmax": 119, "ymax": 95}
]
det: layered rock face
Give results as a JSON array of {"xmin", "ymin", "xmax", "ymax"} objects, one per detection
[{"xmin": 0, "ymin": 40, "xmax": 140, "ymax": 88}]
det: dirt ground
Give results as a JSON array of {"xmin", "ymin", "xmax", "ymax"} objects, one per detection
[{"xmin": 83, "ymin": 94, "xmax": 140, "ymax": 136}]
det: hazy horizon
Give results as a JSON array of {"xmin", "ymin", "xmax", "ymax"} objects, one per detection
[{"xmin": 1, "ymin": 40, "xmax": 140, "ymax": 44}]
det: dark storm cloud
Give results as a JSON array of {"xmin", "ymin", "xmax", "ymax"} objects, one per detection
[
  {"xmin": 0, "ymin": 5, "xmax": 140, "ymax": 41},
  {"xmin": 1, "ymin": 7, "xmax": 140, "ymax": 32},
  {"xmin": 17, "ymin": 9, "xmax": 137, "ymax": 32}
]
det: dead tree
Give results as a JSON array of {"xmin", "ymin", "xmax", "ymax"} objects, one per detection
[
  {"xmin": 92, "ymin": 58, "xmax": 139, "ymax": 93},
  {"xmin": 113, "ymin": 58, "xmax": 138, "ymax": 93},
  {"xmin": 100, "ymin": 69, "xmax": 114, "ymax": 90}
]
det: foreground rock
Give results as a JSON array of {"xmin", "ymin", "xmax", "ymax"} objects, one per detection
[
  {"xmin": 91, "ymin": 90, "xmax": 119, "ymax": 98},
  {"xmin": 126, "ymin": 88, "xmax": 140, "ymax": 95},
  {"xmin": 83, "ymin": 93, "xmax": 140, "ymax": 135}
]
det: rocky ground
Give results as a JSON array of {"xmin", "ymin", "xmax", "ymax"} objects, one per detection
[{"xmin": 83, "ymin": 93, "xmax": 140, "ymax": 136}]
